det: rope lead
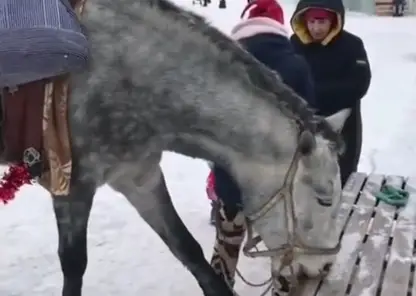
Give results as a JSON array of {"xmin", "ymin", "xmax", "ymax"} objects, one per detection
[{"xmin": 375, "ymin": 184, "xmax": 409, "ymax": 207}]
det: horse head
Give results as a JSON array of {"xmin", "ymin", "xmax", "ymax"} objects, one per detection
[
  {"xmin": 294, "ymin": 108, "xmax": 351, "ymax": 211},
  {"xmin": 240, "ymin": 108, "xmax": 351, "ymax": 293}
]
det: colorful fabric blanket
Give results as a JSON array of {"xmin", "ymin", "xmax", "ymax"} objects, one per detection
[{"xmin": 1, "ymin": 0, "xmax": 88, "ymax": 197}]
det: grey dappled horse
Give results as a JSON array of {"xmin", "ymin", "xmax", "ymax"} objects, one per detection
[{"xmin": 6, "ymin": 0, "xmax": 350, "ymax": 295}]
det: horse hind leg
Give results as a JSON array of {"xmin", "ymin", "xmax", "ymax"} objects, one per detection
[
  {"xmin": 52, "ymin": 180, "xmax": 96, "ymax": 296},
  {"xmin": 109, "ymin": 166, "xmax": 234, "ymax": 296}
]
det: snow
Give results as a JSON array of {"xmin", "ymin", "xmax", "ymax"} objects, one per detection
[{"xmin": 1, "ymin": 0, "xmax": 416, "ymax": 295}]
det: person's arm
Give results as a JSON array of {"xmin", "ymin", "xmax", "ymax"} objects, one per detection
[{"xmin": 315, "ymin": 38, "xmax": 371, "ymax": 111}]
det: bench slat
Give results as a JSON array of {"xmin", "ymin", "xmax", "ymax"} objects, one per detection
[
  {"xmin": 348, "ymin": 176, "xmax": 402, "ymax": 295},
  {"xmin": 379, "ymin": 176, "xmax": 415, "ymax": 296},
  {"xmin": 294, "ymin": 172, "xmax": 367, "ymax": 296},
  {"xmin": 315, "ymin": 174, "xmax": 384, "ymax": 296}
]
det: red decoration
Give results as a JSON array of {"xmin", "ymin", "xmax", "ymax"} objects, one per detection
[{"xmin": 0, "ymin": 163, "xmax": 33, "ymax": 204}]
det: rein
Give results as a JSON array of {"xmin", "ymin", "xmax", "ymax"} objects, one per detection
[{"xmin": 226, "ymin": 145, "xmax": 342, "ymax": 295}]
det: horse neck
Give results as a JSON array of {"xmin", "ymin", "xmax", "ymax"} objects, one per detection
[
  {"xmin": 167, "ymin": 86, "xmax": 299, "ymax": 204},
  {"xmin": 87, "ymin": 0, "xmax": 299, "ymax": 198}
]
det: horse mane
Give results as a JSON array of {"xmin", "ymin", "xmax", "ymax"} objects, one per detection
[{"xmin": 147, "ymin": 0, "xmax": 343, "ymax": 149}]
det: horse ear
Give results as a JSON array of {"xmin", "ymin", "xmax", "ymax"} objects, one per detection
[
  {"xmin": 298, "ymin": 130, "xmax": 316, "ymax": 155},
  {"xmin": 325, "ymin": 108, "xmax": 351, "ymax": 133}
]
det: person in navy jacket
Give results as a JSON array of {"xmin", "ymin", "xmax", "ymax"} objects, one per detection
[{"xmin": 208, "ymin": 0, "xmax": 316, "ymax": 289}]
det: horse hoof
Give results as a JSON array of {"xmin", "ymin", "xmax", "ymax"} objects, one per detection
[
  {"xmin": 203, "ymin": 284, "xmax": 234, "ymax": 296},
  {"xmin": 202, "ymin": 277, "xmax": 234, "ymax": 296},
  {"xmin": 62, "ymin": 277, "xmax": 82, "ymax": 296},
  {"xmin": 203, "ymin": 287, "xmax": 234, "ymax": 296}
]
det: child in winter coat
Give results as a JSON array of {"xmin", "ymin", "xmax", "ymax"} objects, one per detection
[{"xmin": 207, "ymin": 0, "xmax": 316, "ymax": 289}]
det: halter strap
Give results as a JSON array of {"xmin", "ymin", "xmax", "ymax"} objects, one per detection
[{"xmin": 241, "ymin": 144, "xmax": 341, "ymax": 292}]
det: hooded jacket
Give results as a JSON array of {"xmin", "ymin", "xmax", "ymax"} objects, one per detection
[{"xmin": 289, "ymin": 0, "xmax": 371, "ymax": 185}]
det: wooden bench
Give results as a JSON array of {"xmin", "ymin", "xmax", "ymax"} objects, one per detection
[
  {"xmin": 375, "ymin": 0, "xmax": 409, "ymax": 16},
  {"xmin": 295, "ymin": 172, "xmax": 416, "ymax": 296}
]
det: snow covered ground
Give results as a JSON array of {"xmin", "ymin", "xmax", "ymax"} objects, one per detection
[{"xmin": 1, "ymin": 1, "xmax": 416, "ymax": 295}]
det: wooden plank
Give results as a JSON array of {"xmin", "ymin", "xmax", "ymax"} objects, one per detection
[
  {"xmin": 315, "ymin": 174, "xmax": 384, "ymax": 296},
  {"xmin": 376, "ymin": 0, "xmax": 394, "ymax": 15},
  {"xmin": 333, "ymin": 172, "xmax": 369, "ymax": 236},
  {"xmin": 380, "ymin": 176, "xmax": 416, "ymax": 296},
  {"xmin": 348, "ymin": 176, "xmax": 403, "ymax": 295},
  {"xmin": 342, "ymin": 172, "xmax": 368, "ymax": 204},
  {"xmin": 295, "ymin": 173, "xmax": 368, "ymax": 296}
]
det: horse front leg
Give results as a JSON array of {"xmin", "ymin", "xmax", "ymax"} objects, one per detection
[
  {"xmin": 52, "ymin": 181, "xmax": 96, "ymax": 296},
  {"xmin": 110, "ymin": 166, "xmax": 234, "ymax": 296}
]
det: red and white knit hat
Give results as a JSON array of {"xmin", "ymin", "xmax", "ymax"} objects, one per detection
[{"xmin": 240, "ymin": 0, "xmax": 285, "ymax": 25}]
